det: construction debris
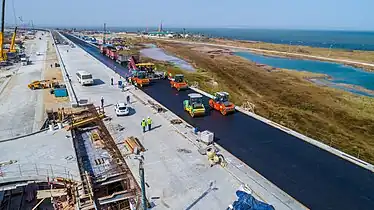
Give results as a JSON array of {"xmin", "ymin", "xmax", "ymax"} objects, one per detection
[
  {"xmin": 170, "ymin": 119, "xmax": 183, "ymax": 124},
  {"xmin": 148, "ymin": 100, "xmax": 165, "ymax": 113},
  {"xmin": 125, "ymin": 136, "xmax": 146, "ymax": 154}
]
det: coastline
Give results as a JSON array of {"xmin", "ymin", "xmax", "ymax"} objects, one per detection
[{"xmin": 206, "ymin": 38, "xmax": 374, "ymax": 72}]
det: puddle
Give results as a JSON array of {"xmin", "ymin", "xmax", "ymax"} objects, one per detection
[{"xmin": 140, "ymin": 47, "xmax": 195, "ymax": 71}]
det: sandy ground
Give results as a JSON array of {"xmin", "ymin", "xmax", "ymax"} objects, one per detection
[
  {"xmin": 0, "ymin": 31, "xmax": 47, "ymax": 139},
  {"xmin": 42, "ymin": 34, "xmax": 70, "ymax": 111}
]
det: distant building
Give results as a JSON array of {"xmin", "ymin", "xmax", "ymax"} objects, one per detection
[{"xmin": 146, "ymin": 31, "xmax": 175, "ymax": 38}]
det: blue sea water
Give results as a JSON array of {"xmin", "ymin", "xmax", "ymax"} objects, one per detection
[
  {"xmin": 86, "ymin": 27, "xmax": 374, "ymax": 51},
  {"xmin": 236, "ymin": 51, "xmax": 374, "ymax": 96}
]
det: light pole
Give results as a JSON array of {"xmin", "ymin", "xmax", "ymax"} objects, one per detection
[
  {"xmin": 327, "ymin": 42, "xmax": 334, "ymax": 57},
  {"xmin": 135, "ymin": 155, "xmax": 147, "ymax": 210}
]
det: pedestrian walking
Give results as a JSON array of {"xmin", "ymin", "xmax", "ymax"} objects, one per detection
[
  {"xmin": 126, "ymin": 95, "xmax": 130, "ymax": 105},
  {"xmin": 50, "ymin": 64, "xmax": 53, "ymax": 68},
  {"xmin": 111, "ymin": 78, "xmax": 114, "ymax": 86},
  {"xmin": 147, "ymin": 116, "xmax": 152, "ymax": 131},
  {"xmin": 141, "ymin": 118, "xmax": 147, "ymax": 133},
  {"xmin": 100, "ymin": 96, "xmax": 104, "ymax": 110}
]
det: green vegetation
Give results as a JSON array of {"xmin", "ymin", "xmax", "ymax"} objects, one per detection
[{"xmin": 145, "ymin": 41, "xmax": 374, "ymax": 164}]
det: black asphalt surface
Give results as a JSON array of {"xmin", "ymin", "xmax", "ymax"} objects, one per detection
[{"xmin": 64, "ymin": 33, "xmax": 374, "ymax": 210}]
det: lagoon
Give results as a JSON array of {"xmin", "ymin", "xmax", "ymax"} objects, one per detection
[{"xmin": 236, "ymin": 51, "xmax": 374, "ymax": 96}]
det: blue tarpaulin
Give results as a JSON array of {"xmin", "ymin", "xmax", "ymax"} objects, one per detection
[{"xmin": 231, "ymin": 191, "xmax": 275, "ymax": 210}]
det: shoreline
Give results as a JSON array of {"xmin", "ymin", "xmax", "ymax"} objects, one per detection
[{"xmin": 124, "ymin": 34, "xmax": 374, "ymax": 73}]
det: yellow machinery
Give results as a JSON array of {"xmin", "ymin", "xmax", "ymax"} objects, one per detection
[
  {"xmin": 67, "ymin": 113, "xmax": 104, "ymax": 130},
  {"xmin": 9, "ymin": 26, "xmax": 17, "ymax": 53},
  {"xmin": 0, "ymin": 0, "xmax": 6, "ymax": 62},
  {"xmin": 28, "ymin": 80, "xmax": 52, "ymax": 90}
]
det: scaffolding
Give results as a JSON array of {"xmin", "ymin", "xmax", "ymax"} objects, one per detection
[{"xmin": 70, "ymin": 104, "xmax": 141, "ymax": 210}]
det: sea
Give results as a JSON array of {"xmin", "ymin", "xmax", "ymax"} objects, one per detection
[
  {"xmin": 79, "ymin": 27, "xmax": 374, "ymax": 51},
  {"xmin": 77, "ymin": 27, "xmax": 374, "ymax": 96}
]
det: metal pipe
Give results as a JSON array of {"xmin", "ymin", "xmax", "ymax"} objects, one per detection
[
  {"xmin": 139, "ymin": 160, "xmax": 147, "ymax": 210},
  {"xmin": 1, "ymin": 0, "xmax": 5, "ymax": 35}
]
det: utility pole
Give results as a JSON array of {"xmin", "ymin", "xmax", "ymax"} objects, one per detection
[
  {"xmin": 135, "ymin": 155, "xmax": 147, "ymax": 210},
  {"xmin": 103, "ymin": 23, "xmax": 106, "ymax": 45}
]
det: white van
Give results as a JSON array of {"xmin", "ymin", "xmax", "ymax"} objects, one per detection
[{"xmin": 76, "ymin": 71, "xmax": 94, "ymax": 85}]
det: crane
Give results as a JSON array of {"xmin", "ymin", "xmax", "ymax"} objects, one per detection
[
  {"xmin": 0, "ymin": 0, "xmax": 7, "ymax": 61},
  {"xmin": 9, "ymin": 26, "xmax": 17, "ymax": 53}
]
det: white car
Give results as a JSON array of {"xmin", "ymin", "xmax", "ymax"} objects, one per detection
[{"xmin": 114, "ymin": 102, "xmax": 130, "ymax": 116}]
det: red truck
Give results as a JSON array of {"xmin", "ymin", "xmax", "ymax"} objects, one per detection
[
  {"xmin": 107, "ymin": 48, "xmax": 118, "ymax": 60},
  {"xmin": 100, "ymin": 45, "xmax": 108, "ymax": 55}
]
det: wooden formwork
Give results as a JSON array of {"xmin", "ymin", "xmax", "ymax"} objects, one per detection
[{"xmin": 71, "ymin": 104, "xmax": 141, "ymax": 209}]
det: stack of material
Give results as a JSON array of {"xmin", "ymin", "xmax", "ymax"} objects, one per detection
[
  {"xmin": 124, "ymin": 136, "xmax": 145, "ymax": 154},
  {"xmin": 170, "ymin": 119, "xmax": 183, "ymax": 124}
]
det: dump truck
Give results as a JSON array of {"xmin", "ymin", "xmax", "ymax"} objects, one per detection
[
  {"xmin": 209, "ymin": 92, "xmax": 235, "ymax": 115},
  {"xmin": 170, "ymin": 74, "xmax": 188, "ymax": 91},
  {"xmin": 130, "ymin": 71, "xmax": 150, "ymax": 87},
  {"xmin": 183, "ymin": 93, "xmax": 205, "ymax": 117}
]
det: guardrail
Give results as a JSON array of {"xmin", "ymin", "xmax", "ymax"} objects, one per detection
[
  {"xmin": 50, "ymin": 30, "xmax": 79, "ymax": 107},
  {"xmin": 0, "ymin": 163, "xmax": 80, "ymax": 186}
]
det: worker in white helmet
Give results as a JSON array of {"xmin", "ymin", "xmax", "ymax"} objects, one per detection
[
  {"xmin": 147, "ymin": 116, "xmax": 152, "ymax": 131},
  {"xmin": 141, "ymin": 118, "xmax": 147, "ymax": 133}
]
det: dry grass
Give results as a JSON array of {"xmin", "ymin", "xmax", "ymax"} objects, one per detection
[{"xmin": 150, "ymin": 41, "xmax": 374, "ymax": 164}]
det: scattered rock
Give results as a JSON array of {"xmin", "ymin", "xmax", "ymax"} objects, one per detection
[{"xmin": 177, "ymin": 148, "xmax": 192, "ymax": 153}]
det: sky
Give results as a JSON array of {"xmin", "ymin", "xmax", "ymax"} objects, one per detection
[{"xmin": 4, "ymin": 0, "xmax": 374, "ymax": 30}]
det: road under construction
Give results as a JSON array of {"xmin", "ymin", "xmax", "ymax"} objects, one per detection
[{"xmin": 63, "ymin": 32, "xmax": 374, "ymax": 210}]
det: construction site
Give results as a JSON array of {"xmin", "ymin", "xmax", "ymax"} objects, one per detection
[
  {"xmin": 0, "ymin": 18, "xmax": 304, "ymax": 209},
  {"xmin": 1, "ymin": 0, "xmax": 374, "ymax": 209}
]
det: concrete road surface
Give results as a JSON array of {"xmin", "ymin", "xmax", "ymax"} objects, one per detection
[{"xmin": 0, "ymin": 31, "xmax": 48, "ymax": 139}]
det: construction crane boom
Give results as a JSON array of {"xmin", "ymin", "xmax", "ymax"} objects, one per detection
[
  {"xmin": 0, "ymin": 0, "xmax": 7, "ymax": 61},
  {"xmin": 9, "ymin": 26, "xmax": 17, "ymax": 53}
]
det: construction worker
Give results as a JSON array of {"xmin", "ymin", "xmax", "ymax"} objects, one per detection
[
  {"xmin": 147, "ymin": 116, "xmax": 152, "ymax": 131},
  {"xmin": 126, "ymin": 94, "xmax": 130, "ymax": 105},
  {"xmin": 141, "ymin": 118, "xmax": 147, "ymax": 133},
  {"xmin": 100, "ymin": 96, "xmax": 104, "ymax": 111}
]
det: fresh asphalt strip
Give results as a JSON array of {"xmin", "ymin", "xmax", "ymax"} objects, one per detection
[{"xmin": 64, "ymin": 33, "xmax": 374, "ymax": 210}]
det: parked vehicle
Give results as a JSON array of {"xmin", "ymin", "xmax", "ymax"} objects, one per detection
[
  {"xmin": 114, "ymin": 102, "xmax": 130, "ymax": 116},
  {"xmin": 76, "ymin": 71, "xmax": 94, "ymax": 85}
]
